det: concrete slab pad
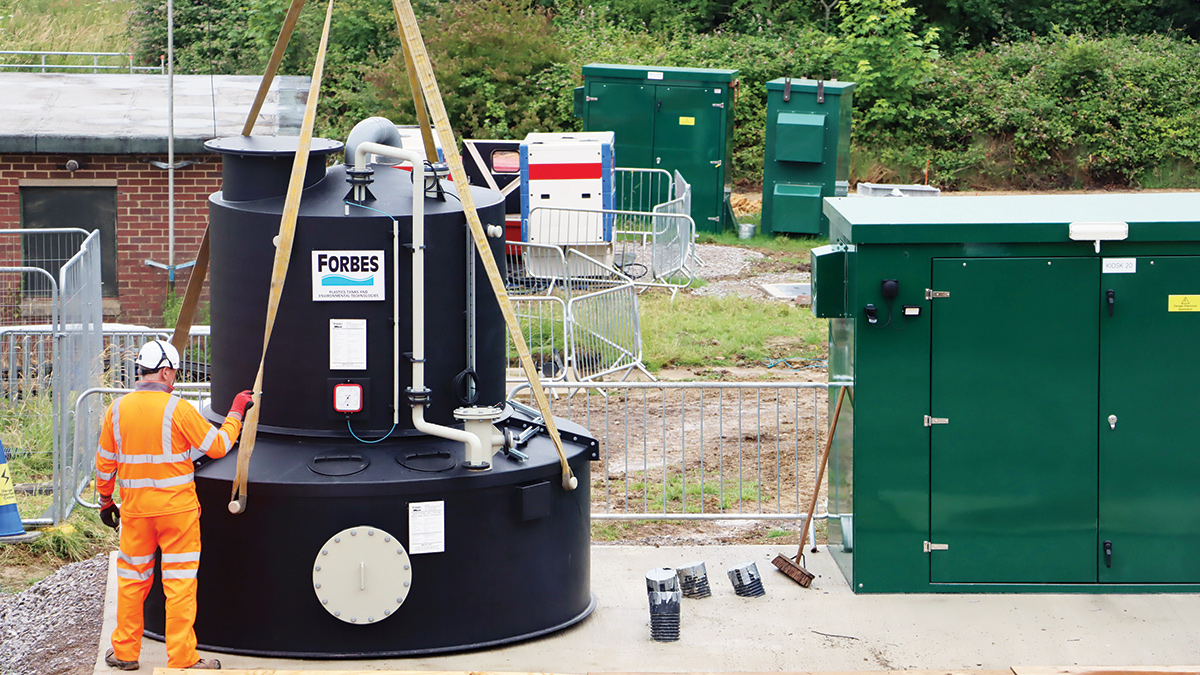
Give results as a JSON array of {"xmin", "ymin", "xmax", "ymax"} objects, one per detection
[{"xmin": 97, "ymin": 546, "xmax": 1200, "ymax": 674}]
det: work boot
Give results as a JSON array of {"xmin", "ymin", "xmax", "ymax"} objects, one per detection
[
  {"xmin": 104, "ymin": 649, "xmax": 139, "ymax": 671},
  {"xmin": 186, "ymin": 658, "xmax": 221, "ymax": 669}
]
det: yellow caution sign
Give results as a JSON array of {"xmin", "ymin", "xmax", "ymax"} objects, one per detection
[
  {"xmin": 0, "ymin": 461, "xmax": 14, "ymax": 507},
  {"xmin": 679, "ymin": 116, "xmax": 695, "ymax": 126},
  {"xmin": 1168, "ymin": 295, "xmax": 1200, "ymax": 312}
]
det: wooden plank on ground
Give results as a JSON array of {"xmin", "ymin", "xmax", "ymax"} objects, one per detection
[
  {"xmin": 156, "ymin": 671, "xmax": 564, "ymax": 675},
  {"xmin": 601, "ymin": 671, "xmax": 1013, "ymax": 675},
  {"xmin": 1012, "ymin": 662, "xmax": 1200, "ymax": 667}
]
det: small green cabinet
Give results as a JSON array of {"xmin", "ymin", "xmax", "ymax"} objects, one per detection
[
  {"xmin": 761, "ymin": 78, "xmax": 854, "ymax": 237},
  {"xmin": 820, "ymin": 193, "xmax": 1200, "ymax": 593},
  {"xmin": 575, "ymin": 64, "xmax": 737, "ymax": 233}
]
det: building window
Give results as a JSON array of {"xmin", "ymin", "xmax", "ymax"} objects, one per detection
[{"xmin": 20, "ymin": 186, "xmax": 119, "ymax": 298}]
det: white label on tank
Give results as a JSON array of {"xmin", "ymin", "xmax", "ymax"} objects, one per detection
[
  {"xmin": 647, "ymin": 71, "xmax": 664, "ymax": 80},
  {"xmin": 409, "ymin": 501, "xmax": 445, "ymax": 554},
  {"xmin": 329, "ymin": 319, "xmax": 367, "ymax": 370},
  {"xmin": 312, "ymin": 250, "xmax": 385, "ymax": 301},
  {"xmin": 1103, "ymin": 258, "xmax": 1137, "ymax": 274}
]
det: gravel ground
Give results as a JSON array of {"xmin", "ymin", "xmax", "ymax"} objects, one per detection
[{"xmin": 0, "ymin": 554, "xmax": 106, "ymax": 675}]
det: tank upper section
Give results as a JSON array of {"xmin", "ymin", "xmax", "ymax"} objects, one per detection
[{"xmin": 203, "ymin": 135, "xmax": 507, "ymax": 436}]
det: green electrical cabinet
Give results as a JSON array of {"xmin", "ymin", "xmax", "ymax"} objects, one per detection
[
  {"xmin": 575, "ymin": 63, "xmax": 737, "ymax": 233},
  {"xmin": 762, "ymin": 78, "xmax": 854, "ymax": 237},
  {"xmin": 812, "ymin": 193, "xmax": 1200, "ymax": 593}
]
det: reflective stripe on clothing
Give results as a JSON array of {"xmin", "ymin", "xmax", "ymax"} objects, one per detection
[
  {"xmin": 161, "ymin": 551, "xmax": 201, "ymax": 564},
  {"xmin": 111, "ymin": 451, "xmax": 192, "ymax": 465},
  {"xmin": 118, "ymin": 551, "xmax": 155, "ymax": 566},
  {"xmin": 117, "ymin": 568, "xmax": 154, "ymax": 581},
  {"xmin": 161, "ymin": 397, "xmax": 179, "ymax": 456},
  {"xmin": 118, "ymin": 473, "xmax": 195, "ymax": 490},
  {"xmin": 161, "ymin": 569, "xmax": 198, "ymax": 580}
]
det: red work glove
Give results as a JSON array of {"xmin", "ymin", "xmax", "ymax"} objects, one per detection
[
  {"xmin": 229, "ymin": 390, "xmax": 254, "ymax": 421},
  {"xmin": 99, "ymin": 494, "xmax": 120, "ymax": 529}
]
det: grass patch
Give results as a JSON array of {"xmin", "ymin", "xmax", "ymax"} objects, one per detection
[
  {"xmin": 591, "ymin": 520, "xmax": 637, "ymax": 541},
  {"xmin": 0, "ymin": 505, "xmax": 117, "ymax": 592},
  {"xmin": 627, "ymin": 472, "xmax": 760, "ymax": 513},
  {"xmin": 639, "ymin": 292, "xmax": 826, "ymax": 370},
  {"xmin": 0, "ymin": 0, "xmax": 132, "ymax": 53},
  {"xmin": 766, "ymin": 528, "xmax": 790, "ymax": 538},
  {"xmin": 698, "ymin": 231, "xmax": 829, "ymax": 255}
]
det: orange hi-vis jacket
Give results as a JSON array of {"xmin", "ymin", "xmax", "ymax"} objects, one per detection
[{"xmin": 96, "ymin": 382, "xmax": 243, "ymax": 517}]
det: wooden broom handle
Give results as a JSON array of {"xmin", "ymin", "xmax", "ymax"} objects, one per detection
[{"xmin": 796, "ymin": 385, "xmax": 848, "ymax": 558}]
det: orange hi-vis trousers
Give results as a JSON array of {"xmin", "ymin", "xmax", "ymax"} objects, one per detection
[{"xmin": 112, "ymin": 509, "xmax": 202, "ymax": 669}]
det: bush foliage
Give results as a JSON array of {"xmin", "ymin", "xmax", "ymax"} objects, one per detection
[{"xmin": 125, "ymin": 0, "xmax": 1200, "ymax": 190}]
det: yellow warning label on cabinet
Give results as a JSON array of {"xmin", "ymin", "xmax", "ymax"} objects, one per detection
[
  {"xmin": 1168, "ymin": 295, "xmax": 1200, "ymax": 312},
  {"xmin": 679, "ymin": 116, "xmax": 695, "ymax": 126},
  {"xmin": 0, "ymin": 463, "xmax": 15, "ymax": 507}
]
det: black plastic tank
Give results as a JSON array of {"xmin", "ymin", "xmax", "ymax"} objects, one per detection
[{"xmin": 143, "ymin": 135, "xmax": 598, "ymax": 657}]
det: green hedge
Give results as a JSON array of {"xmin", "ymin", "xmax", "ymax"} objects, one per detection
[{"xmin": 128, "ymin": 0, "xmax": 1200, "ymax": 190}]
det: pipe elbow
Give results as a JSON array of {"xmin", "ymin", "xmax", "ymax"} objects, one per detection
[{"xmin": 345, "ymin": 117, "xmax": 407, "ymax": 166}]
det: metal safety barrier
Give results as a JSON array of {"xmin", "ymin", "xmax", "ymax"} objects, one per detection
[
  {"xmin": 0, "ymin": 228, "xmax": 103, "ymax": 526},
  {"xmin": 0, "ymin": 51, "xmax": 165, "ymax": 74},
  {"xmin": 510, "ymin": 380, "xmax": 851, "ymax": 542}
]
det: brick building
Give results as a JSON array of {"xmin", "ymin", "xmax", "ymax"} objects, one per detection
[{"xmin": 0, "ymin": 73, "xmax": 308, "ymax": 324}]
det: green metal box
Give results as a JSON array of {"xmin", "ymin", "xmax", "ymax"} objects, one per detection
[
  {"xmin": 575, "ymin": 63, "xmax": 738, "ymax": 234},
  {"xmin": 772, "ymin": 184, "xmax": 823, "ymax": 237},
  {"xmin": 820, "ymin": 192, "xmax": 1200, "ymax": 593},
  {"xmin": 761, "ymin": 78, "xmax": 854, "ymax": 237}
]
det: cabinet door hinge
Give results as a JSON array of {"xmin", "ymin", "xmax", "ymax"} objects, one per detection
[
  {"xmin": 924, "ymin": 541, "xmax": 949, "ymax": 553},
  {"xmin": 924, "ymin": 415, "xmax": 949, "ymax": 427},
  {"xmin": 925, "ymin": 289, "xmax": 950, "ymax": 300}
]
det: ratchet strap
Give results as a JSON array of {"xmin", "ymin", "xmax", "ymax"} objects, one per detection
[
  {"xmin": 229, "ymin": 0, "xmax": 335, "ymax": 514},
  {"xmin": 390, "ymin": 0, "xmax": 576, "ymax": 490}
]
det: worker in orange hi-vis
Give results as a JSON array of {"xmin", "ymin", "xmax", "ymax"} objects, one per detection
[{"xmin": 96, "ymin": 339, "xmax": 253, "ymax": 671}]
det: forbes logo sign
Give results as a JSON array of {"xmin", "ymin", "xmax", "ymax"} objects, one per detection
[{"xmin": 311, "ymin": 250, "xmax": 385, "ymax": 302}]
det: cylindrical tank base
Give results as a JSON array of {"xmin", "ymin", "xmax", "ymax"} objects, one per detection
[{"xmin": 142, "ymin": 411, "xmax": 597, "ymax": 658}]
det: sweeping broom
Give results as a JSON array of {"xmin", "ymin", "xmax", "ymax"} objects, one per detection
[{"xmin": 772, "ymin": 385, "xmax": 848, "ymax": 587}]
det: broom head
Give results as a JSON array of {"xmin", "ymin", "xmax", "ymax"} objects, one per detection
[{"xmin": 772, "ymin": 553, "xmax": 815, "ymax": 588}]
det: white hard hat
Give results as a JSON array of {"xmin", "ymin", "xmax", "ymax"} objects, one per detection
[{"xmin": 135, "ymin": 340, "xmax": 180, "ymax": 371}]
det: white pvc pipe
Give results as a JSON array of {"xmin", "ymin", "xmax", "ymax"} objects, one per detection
[{"xmin": 352, "ymin": 142, "xmax": 483, "ymax": 460}]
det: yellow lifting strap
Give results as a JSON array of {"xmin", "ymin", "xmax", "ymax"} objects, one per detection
[
  {"xmin": 390, "ymin": 0, "xmax": 577, "ymax": 491},
  {"xmin": 229, "ymin": 0, "xmax": 335, "ymax": 515}
]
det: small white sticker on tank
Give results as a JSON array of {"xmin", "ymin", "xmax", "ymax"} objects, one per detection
[
  {"xmin": 409, "ymin": 501, "xmax": 445, "ymax": 554},
  {"xmin": 1103, "ymin": 258, "xmax": 1137, "ymax": 274},
  {"xmin": 647, "ymin": 71, "xmax": 664, "ymax": 80},
  {"xmin": 329, "ymin": 319, "xmax": 367, "ymax": 370}
]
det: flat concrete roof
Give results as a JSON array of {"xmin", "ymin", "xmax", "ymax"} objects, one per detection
[
  {"xmin": 0, "ymin": 73, "xmax": 309, "ymax": 154},
  {"xmin": 94, "ymin": 544, "xmax": 1200, "ymax": 673}
]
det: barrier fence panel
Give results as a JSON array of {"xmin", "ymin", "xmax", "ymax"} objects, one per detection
[
  {"xmin": 0, "ymin": 228, "xmax": 100, "ymax": 526},
  {"xmin": 504, "ymin": 295, "xmax": 571, "ymax": 383},
  {"xmin": 614, "ymin": 168, "xmax": 675, "ymax": 217},
  {"xmin": 565, "ymin": 283, "xmax": 651, "ymax": 382},
  {"xmin": 55, "ymin": 231, "xmax": 104, "ymax": 525},
  {"xmin": 509, "ymin": 381, "xmax": 850, "ymax": 529}
]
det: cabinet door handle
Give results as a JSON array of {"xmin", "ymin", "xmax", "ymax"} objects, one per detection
[{"xmin": 1107, "ymin": 289, "xmax": 1115, "ymax": 317}]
